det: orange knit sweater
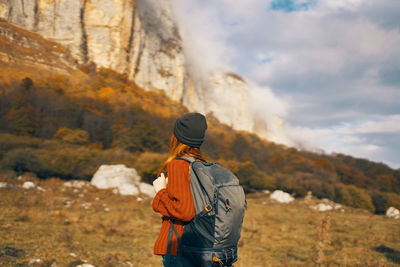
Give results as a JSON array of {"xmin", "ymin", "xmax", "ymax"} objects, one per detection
[{"xmin": 152, "ymin": 159, "xmax": 195, "ymax": 256}]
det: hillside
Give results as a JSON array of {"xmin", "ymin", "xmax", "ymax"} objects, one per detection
[
  {"xmin": 0, "ymin": 57, "xmax": 400, "ymax": 216},
  {"xmin": 1, "ymin": 3, "xmax": 399, "ymax": 267},
  {"xmin": 0, "ymin": 22, "xmax": 78, "ymax": 74},
  {"xmin": 2, "ymin": 0, "xmax": 263, "ymax": 136},
  {"xmin": 0, "ymin": 12, "xmax": 400, "ymax": 216},
  {"xmin": 0, "ymin": 175, "xmax": 399, "ymax": 266}
]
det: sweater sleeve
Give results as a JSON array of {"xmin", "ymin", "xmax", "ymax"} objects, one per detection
[{"xmin": 152, "ymin": 159, "xmax": 195, "ymax": 222}]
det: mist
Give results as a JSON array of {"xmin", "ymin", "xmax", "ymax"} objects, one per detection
[
  {"xmin": 168, "ymin": 0, "xmax": 400, "ymax": 169},
  {"xmin": 169, "ymin": 0, "xmax": 294, "ymax": 147}
]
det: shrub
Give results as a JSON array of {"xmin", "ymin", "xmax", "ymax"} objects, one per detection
[
  {"xmin": 0, "ymin": 134, "xmax": 40, "ymax": 153},
  {"xmin": 3, "ymin": 148, "xmax": 47, "ymax": 175},
  {"xmin": 54, "ymin": 127, "xmax": 89, "ymax": 145},
  {"xmin": 303, "ymin": 179, "xmax": 336, "ymax": 200},
  {"xmin": 220, "ymin": 160, "xmax": 276, "ymax": 192},
  {"xmin": 385, "ymin": 192, "xmax": 400, "ymax": 211},
  {"xmin": 133, "ymin": 152, "xmax": 168, "ymax": 184},
  {"xmin": 370, "ymin": 191, "xmax": 388, "ymax": 214},
  {"xmin": 262, "ymin": 173, "xmax": 277, "ymax": 191},
  {"xmin": 112, "ymin": 125, "xmax": 166, "ymax": 152},
  {"xmin": 335, "ymin": 184, "xmax": 375, "ymax": 212},
  {"xmin": 48, "ymin": 146, "xmax": 94, "ymax": 179},
  {"xmin": 2, "ymin": 141, "xmax": 138, "ymax": 180},
  {"xmin": 2, "ymin": 106, "xmax": 37, "ymax": 135}
]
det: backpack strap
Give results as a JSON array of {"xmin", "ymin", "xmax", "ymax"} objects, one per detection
[
  {"xmin": 165, "ymin": 220, "xmax": 183, "ymax": 267},
  {"xmin": 176, "ymin": 156, "xmax": 196, "ymax": 163},
  {"xmin": 177, "ymin": 156, "xmax": 214, "ymax": 205}
]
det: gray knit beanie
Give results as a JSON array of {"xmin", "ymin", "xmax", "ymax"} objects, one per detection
[{"xmin": 173, "ymin": 113, "xmax": 207, "ymax": 147}]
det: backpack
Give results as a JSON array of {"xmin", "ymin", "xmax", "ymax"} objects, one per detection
[{"xmin": 165, "ymin": 156, "xmax": 246, "ymax": 267}]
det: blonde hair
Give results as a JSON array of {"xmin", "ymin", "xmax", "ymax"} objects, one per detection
[{"xmin": 158, "ymin": 134, "xmax": 206, "ymax": 176}]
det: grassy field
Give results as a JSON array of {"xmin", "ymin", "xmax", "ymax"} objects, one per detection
[{"xmin": 0, "ymin": 174, "xmax": 399, "ymax": 267}]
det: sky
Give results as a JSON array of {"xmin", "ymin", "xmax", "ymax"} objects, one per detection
[{"xmin": 170, "ymin": 0, "xmax": 400, "ymax": 169}]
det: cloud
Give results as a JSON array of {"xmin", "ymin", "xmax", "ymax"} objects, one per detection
[
  {"xmin": 315, "ymin": 0, "xmax": 364, "ymax": 12},
  {"xmin": 284, "ymin": 115, "xmax": 400, "ymax": 168},
  {"xmin": 170, "ymin": 0, "xmax": 236, "ymax": 78},
  {"xmin": 169, "ymin": 0, "xmax": 400, "ymax": 168},
  {"xmin": 337, "ymin": 115, "xmax": 400, "ymax": 134}
]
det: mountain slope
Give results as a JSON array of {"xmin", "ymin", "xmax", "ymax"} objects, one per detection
[
  {"xmin": 0, "ymin": 22, "xmax": 78, "ymax": 74},
  {"xmin": 0, "ymin": 2, "xmax": 398, "ymax": 214},
  {"xmin": 0, "ymin": 57, "xmax": 399, "ymax": 215},
  {"xmin": 1, "ymin": 0, "xmax": 275, "ymax": 138}
]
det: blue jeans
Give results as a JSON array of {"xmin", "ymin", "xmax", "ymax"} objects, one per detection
[{"xmin": 162, "ymin": 255, "xmax": 196, "ymax": 267}]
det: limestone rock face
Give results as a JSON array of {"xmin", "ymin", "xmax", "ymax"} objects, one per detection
[
  {"xmin": 5, "ymin": 0, "xmax": 84, "ymax": 62},
  {"xmin": 5, "ymin": 0, "xmax": 187, "ymax": 102},
  {"xmin": 183, "ymin": 71, "xmax": 254, "ymax": 131},
  {"xmin": 3, "ymin": 0, "xmax": 283, "ymax": 138},
  {"xmin": 0, "ymin": 22, "xmax": 78, "ymax": 74}
]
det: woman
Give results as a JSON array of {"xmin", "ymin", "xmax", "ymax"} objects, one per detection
[{"xmin": 152, "ymin": 112, "xmax": 208, "ymax": 266}]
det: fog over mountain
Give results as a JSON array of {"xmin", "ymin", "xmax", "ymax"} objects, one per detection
[
  {"xmin": 2, "ymin": 0, "xmax": 399, "ymax": 168},
  {"xmin": 169, "ymin": 0, "xmax": 400, "ymax": 168},
  {"xmin": 1, "ymin": 0, "xmax": 290, "ymax": 146}
]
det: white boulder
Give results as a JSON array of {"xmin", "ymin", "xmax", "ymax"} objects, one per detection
[
  {"xmin": 91, "ymin": 164, "xmax": 154, "ymax": 198},
  {"xmin": 270, "ymin": 190, "xmax": 294, "ymax": 203},
  {"xmin": 0, "ymin": 182, "xmax": 8, "ymax": 188},
  {"xmin": 29, "ymin": 259, "xmax": 42, "ymax": 265},
  {"xmin": 139, "ymin": 182, "xmax": 156, "ymax": 198},
  {"xmin": 333, "ymin": 204, "xmax": 343, "ymax": 210},
  {"xmin": 64, "ymin": 180, "xmax": 89, "ymax": 189},
  {"xmin": 386, "ymin": 207, "xmax": 400, "ymax": 219},
  {"xmin": 311, "ymin": 203, "xmax": 333, "ymax": 212},
  {"xmin": 22, "ymin": 181, "xmax": 45, "ymax": 191},
  {"xmin": 22, "ymin": 181, "xmax": 36, "ymax": 189},
  {"xmin": 115, "ymin": 184, "xmax": 139, "ymax": 196}
]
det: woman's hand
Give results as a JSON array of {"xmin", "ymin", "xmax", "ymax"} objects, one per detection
[{"xmin": 153, "ymin": 173, "xmax": 167, "ymax": 193}]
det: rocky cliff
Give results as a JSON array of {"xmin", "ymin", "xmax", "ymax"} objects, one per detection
[
  {"xmin": 2, "ymin": 0, "xmax": 187, "ymax": 101},
  {"xmin": 0, "ymin": 21, "xmax": 78, "ymax": 74},
  {"xmin": 0, "ymin": 0, "xmax": 282, "ymax": 138}
]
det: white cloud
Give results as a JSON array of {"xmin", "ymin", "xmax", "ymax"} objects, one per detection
[
  {"xmin": 249, "ymin": 83, "xmax": 288, "ymax": 118},
  {"xmin": 170, "ymin": 0, "xmax": 236, "ymax": 77},
  {"xmin": 284, "ymin": 115, "xmax": 400, "ymax": 168},
  {"xmin": 338, "ymin": 115, "xmax": 400, "ymax": 134},
  {"xmin": 170, "ymin": 0, "xmax": 400, "ymax": 168},
  {"xmin": 315, "ymin": 0, "xmax": 364, "ymax": 12}
]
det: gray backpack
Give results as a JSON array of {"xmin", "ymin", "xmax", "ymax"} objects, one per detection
[{"xmin": 166, "ymin": 157, "xmax": 246, "ymax": 267}]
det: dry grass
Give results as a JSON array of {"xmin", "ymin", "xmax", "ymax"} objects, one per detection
[{"xmin": 0, "ymin": 176, "xmax": 399, "ymax": 267}]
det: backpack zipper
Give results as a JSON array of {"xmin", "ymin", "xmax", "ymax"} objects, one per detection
[{"xmin": 214, "ymin": 184, "xmax": 242, "ymax": 214}]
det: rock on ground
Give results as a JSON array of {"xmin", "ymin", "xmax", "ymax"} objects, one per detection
[
  {"xmin": 91, "ymin": 164, "xmax": 154, "ymax": 198},
  {"xmin": 311, "ymin": 203, "xmax": 333, "ymax": 212},
  {"xmin": 22, "ymin": 181, "xmax": 45, "ymax": 191},
  {"xmin": 270, "ymin": 190, "xmax": 294, "ymax": 203},
  {"xmin": 22, "ymin": 181, "xmax": 36, "ymax": 189},
  {"xmin": 139, "ymin": 182, "xmax": 156, "ymax": 198},
  {"xmin": 386, "ymin": 207, "xmax": 400, "ymax": 219},
  {"xmin": 64, "ymin": 180, "xmax": 90, "ymax": 189}
]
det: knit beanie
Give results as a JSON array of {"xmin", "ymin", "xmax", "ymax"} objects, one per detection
[{"xmin": 173, "ymin": 113, "xmax": 207, "ymax": 147}]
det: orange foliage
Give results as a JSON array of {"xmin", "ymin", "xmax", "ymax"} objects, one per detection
[
  {"xmin": 98, "ymin": 87, "xmax": 117, "ymax": 101},
  {"xmin": 314, "ymin": 157, "xmax": 335, "ymax": 172}
]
